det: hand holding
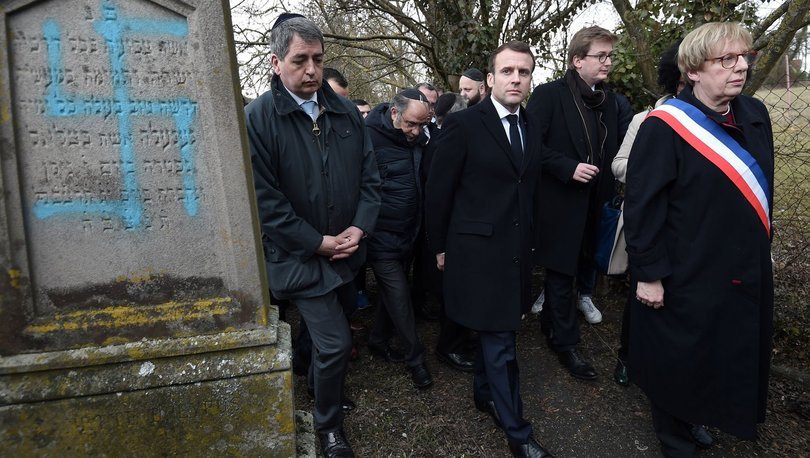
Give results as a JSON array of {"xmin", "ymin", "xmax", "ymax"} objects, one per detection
[
  {"xmin": 572, "ymin": 163, "xmax": 600, "ymax": 183},
  {"xmin": 436, "ymin": 253, "xmax": 445, "ymax": 271},
  {"xmin": 636, "ymin": 280, "xmax": 665, "ymax": 309},
  {"xmin": 331, "ymin": 226, "xmax": 364, "ymax": 260}
]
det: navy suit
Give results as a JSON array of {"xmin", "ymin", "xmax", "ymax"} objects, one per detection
[{"xmin": 425, "ymin": 96, "xmax": 542, "ymax": 444}]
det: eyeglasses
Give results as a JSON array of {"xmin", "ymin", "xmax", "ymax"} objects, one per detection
[
  {"xmin": 705, "ymin": 51, "xmax": 758, "ymax": 69},
  {"xmin": 584, "ymin": 53, "xmax": 613, "ymax": 63}
]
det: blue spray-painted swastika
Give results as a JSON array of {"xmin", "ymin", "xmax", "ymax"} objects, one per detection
[{"xmin": 34, "ymin": 0, "xmax": 198, "ymax": 229}]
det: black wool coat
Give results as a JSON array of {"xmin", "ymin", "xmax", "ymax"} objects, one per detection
[
  {"xmin": 526, "ymin": 78, "xmax": 622, "ymax": 275},
  {"xmin": 624, "ymin": 86, "xmax": 774, "ymax": 440},
  {"xmin": 245, "ymin": 75, "xmax": 381, "ymax": 300},
  {"xmin": 425, "ymin": 97, "xmax": 541, "ymax": 332}
]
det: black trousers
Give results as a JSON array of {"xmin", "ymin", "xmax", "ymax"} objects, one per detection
[
  {"xmin": 473, "ymin": 331, "xmax": 532, "ymax": 445},
  {"xmin": 369, "ymin": 259, "xmax": 425, "ymax": 366},
  {"xmin": 295, "ymin": 283, "xmax": 355, "ymax": 432},
  {"xmin": 294, "ymin": 283, "xmax": 357, "ymax": 377},
  {"xmin": 541, "ymin": 268, "xmax": 581, "ymax": 352},
  {"xmin": 650, "ymin": 401, "xmax": 697, "ymax": 457}
]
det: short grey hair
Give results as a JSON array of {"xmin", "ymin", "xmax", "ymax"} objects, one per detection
[{"xmin": 271, "ymin": 17, "xmax": 324, "ymax": 60}]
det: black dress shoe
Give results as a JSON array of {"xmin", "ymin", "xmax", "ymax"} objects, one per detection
[
  {"xmin": 613, "ymin": 361, "xmax": 629, "ymax": 387},
  {"xmin": 306, "ymin": 387, "xmax": 356, "ymax": 413},
  {"xmin": 319, "ymin": 428, "xmax": 355, "ymax": 458},
  {"xmin": 509, "ymin": 437, "xmax": 554, "ymax": 457},
  {"xmin": 368, "ymin": 343, "xmax": 405, "ymax": 362},
  {"xmin": 409, "ymin": 363, "xmax": 434, "ymax": 389},
  {"xmin": 474, "ymin": 398, "xmax": 503, "ymax": 429},
  {"xmin": 690, "ymin": 424, "xmax": 715, "ymax": 449},
  {"xmin": 557, "ymin": 348, "xmax": 597, "ymax": 380},
  {"xmin": 436, "ymin": 350, "xmax": 475, "ymax": 372}
]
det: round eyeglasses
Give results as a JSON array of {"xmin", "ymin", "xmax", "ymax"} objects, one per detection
[
  {"xmin": 584, "ymin": 53, "xmax": 613, "ymax": 63},
  {"xmin": 705, "ymin": 51, "xmax": 758, "ymax": 69}
]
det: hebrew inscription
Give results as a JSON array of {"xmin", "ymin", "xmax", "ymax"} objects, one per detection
[{"xmin": 13, "ymin": 0, "xmax": 199, "ymax": 231}]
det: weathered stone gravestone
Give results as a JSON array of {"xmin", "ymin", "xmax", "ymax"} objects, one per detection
[{"xmin": 0, "ymin": 0, "xmax": 295, "ymax": 455}]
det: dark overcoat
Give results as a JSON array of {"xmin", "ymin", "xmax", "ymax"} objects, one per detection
[
  {"xmin": 624, "ymin": 86, "xmax": 774, "ymax": 440},
  {"xmin": 425, "ymin": 97, "xmax": 541, "ymax": 332},
  {"xmin": 526, "ymin": 78, "xmax": 621, "ymax": 275},
  {"xmin": 245, "ymin": 75, "xmax": 381, "ymax": 300}
]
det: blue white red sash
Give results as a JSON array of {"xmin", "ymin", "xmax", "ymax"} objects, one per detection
[{"xmin": 647, "ymin": 98, "xmax": 771, "ymax": 236}]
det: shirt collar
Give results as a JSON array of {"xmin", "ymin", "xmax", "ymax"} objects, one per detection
[
  {"xmin": 491, "ymin": 97, "xmax": 520, "ymax": 120},
  {"xmin": 284, "ymin": 86, "xmax": 318, "ymax": 107}
]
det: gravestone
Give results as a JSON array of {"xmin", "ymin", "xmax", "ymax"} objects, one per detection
[{"xmin": 0, "ymin": 0, "xmax": 295, "ymax": 455}]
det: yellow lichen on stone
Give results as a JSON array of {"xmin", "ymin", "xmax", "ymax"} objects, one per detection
[
  {"xmin": 25, "ymin": 297, "xmax": 234, "ymax": 334},
  {"xmin": 8, "ymin": 269, "xmax": 21, "ymax": 289}
]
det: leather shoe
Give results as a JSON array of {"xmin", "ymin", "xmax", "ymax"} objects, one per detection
[
  {"xmin": 409, "ymin": 363, "xmax": 434, "ymax": 389},
  {"xmin": 509, "ymin": 436, "xmax": 554, "ymax": 457},
  {"xmin": 319, "ymin": 428, "xmax": 355, "ymax": 458},
  {"xmin": 306, "ymin": 387, "xmax": 356, "ymax": 413},
  {"xmin": 613, "ymin": 361, "xmax": 629, "ymax": 387},
  {"xmin": 474, "ymin": 398, "xmax": 502, "ymax": 429},
  {"xmin": 436, "ymin": 350, "xmax": 474, "ymax": 372},
  {"xmin": 557, "ymin": 348, "xmax": 597, "ymax": 380},
  {"xmin": 690, "ymin": 424, "xmax": 715, "ymax": 449},
  {"xmin": 368, "ymin": 343, "xmax": 405, "ymax": 362}
]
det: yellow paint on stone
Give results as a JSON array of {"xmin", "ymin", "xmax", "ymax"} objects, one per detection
[{"xmin": 25, "ymin": 297, "xmax": 234, "ymax": 334}]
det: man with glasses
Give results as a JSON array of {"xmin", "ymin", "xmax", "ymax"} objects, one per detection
[
  {"xmin": 364, "ymin": 89, "xmax": 434, "ymax": 389},
  {"xmin": 527, "ymin": 26, "xmax": 624, "ymax": 381}
]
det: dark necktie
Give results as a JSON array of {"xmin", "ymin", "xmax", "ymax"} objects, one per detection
[{"xmin": 507, "ymin": 114, "xmax": 523, "ymax": 160}]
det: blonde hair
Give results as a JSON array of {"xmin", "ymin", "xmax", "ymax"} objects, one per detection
[{"xmin": 678, "ymin": 22, "xmax": 753, "ymax": 84}]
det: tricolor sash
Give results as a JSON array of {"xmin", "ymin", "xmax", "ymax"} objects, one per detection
[{"xmin": 647, "ymin": 98, "xmax": 771, "ymax": 236}]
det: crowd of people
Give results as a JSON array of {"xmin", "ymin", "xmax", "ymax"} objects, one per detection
[{"xmin": 244, "ymin": 13, "xmax": 774, "ymax": 458}]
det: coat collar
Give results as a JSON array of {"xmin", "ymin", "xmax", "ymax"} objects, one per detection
[{"xmin": 475, "ymin": 96, "xmax": 532, "ymax": 174}]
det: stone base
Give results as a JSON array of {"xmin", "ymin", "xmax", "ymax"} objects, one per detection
[{"xmin": 1, "ymin": 322, "xmax": 295, "ymax": 456}]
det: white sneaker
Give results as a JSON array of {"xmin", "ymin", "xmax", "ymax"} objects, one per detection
[
  {"xmin": 577, "ymin": 295, "xmax": 602, "ymax": 324},
  {"xmin": 530, "ymin": 290, "xmax": 545, "ymax": 314}
]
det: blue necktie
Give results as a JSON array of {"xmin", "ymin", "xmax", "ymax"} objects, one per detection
[
  {"xmin": 507, "ymin": 114, "xmax": 523, "ymax": 160},
  {"xmin": 301, "ymin": 100, "xmax": 318, "ymax": 121}
]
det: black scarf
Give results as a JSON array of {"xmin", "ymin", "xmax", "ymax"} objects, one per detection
[{"xmin": 565, "ymin": 69, "xmax": 607, "ymax": 164}]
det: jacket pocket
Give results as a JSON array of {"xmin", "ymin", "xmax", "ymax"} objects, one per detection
[
  {"xmin": 264, "ymin": 244, "xmax": 321, "ymax": 295},
  {"xmin": 454, "ymin": 220, "xmax": 493, "ymax": 236}
]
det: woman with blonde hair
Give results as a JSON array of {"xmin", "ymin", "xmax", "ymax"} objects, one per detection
[{"xmin": 624, "ymin": 22, "xmax": 773, "ymax": 457}]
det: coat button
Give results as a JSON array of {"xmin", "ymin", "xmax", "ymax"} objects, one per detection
[
  {"xmin": 513, "ymin": 256, "xmax": 519, "ymax": 263},
  {"xmin": 513, "ymin": 219, "xmax": 519, "ymax": 227}
]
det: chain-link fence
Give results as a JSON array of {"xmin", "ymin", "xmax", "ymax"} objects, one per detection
[{"xmin": 756, "ymin": 78, "xmax": 810, "ymax": 368}]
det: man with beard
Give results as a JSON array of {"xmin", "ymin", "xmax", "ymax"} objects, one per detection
[
  {"xmin": 458, "ymin": 67, "xmax": 487, "ymax": 106},
  {"xmin": 364, "ymin": 89, "xmax": 434, "ymax": 389}
]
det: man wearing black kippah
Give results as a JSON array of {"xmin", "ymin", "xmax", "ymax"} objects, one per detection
[
  {"xmin": 244, "ymin": 14, "xmax": 380, "ymax": 458},
  {"xmin": 458, "ymin": 67, "xmax": 487, "ymax": 106},
  {"xmin": 364, "ymin": 89, "xmax": 434, "ymax": 389}
]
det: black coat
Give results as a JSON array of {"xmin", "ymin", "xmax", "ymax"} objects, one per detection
[
  {"xmin": 425, "ymin": 97, "xmax": 541, "ymax": 332},
  {"xmin": 624, "ymin": 86, "xmax": 774, "ymax": 439},
  {"xmin": 245, "ymin": 75, "xmax": 381, "ymax": 299},
  {"xmin": 526, "ymin": 78, "xmax": 622, "ymax": 275},
  {"xmin": 365, "ymin": 103, "xmax": 425, "ymax": 260}
]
